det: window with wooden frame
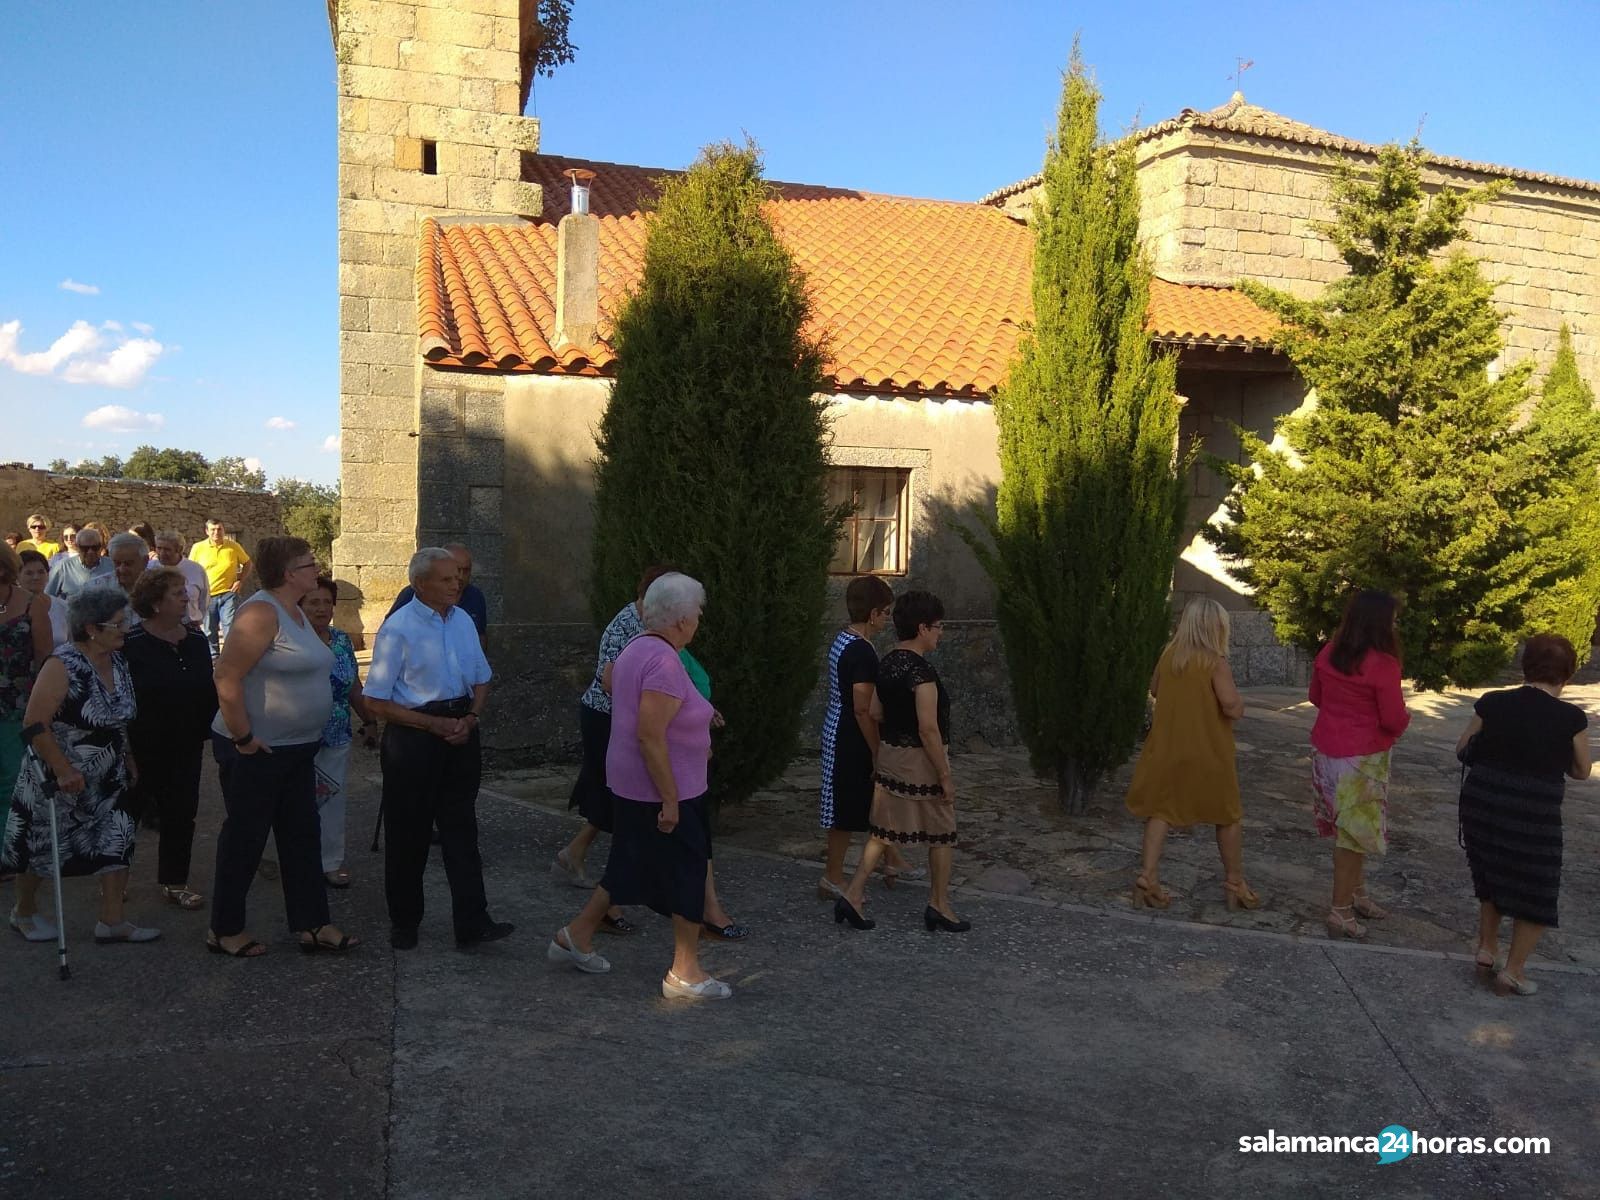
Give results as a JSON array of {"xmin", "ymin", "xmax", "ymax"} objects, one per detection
[{"xmin": 827, "ymin": 467, "xmax": 910, "ymax": 576}]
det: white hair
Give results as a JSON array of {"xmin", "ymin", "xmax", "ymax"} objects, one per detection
[
  {"xmin": 107, "ymin": 532, "xmax": 147, "ymax": 558},
  {"xmin": 642, "ymin": 572, "xmax": 705, "ymax": 631},
  {"xmin": 154, "ymin": 530, "xmax": 182, "ymax": 547},
  {"xmin": 408, "ymin": 547, "xmax": 457, "ymax": 587}
]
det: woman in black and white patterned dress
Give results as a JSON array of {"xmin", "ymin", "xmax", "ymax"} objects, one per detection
[{"xmin": 5, "ymin": 587, "xmax": 159, "ymax": 944}]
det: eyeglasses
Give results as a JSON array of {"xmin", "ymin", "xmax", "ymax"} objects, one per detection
[
  {"xmin": 288, "ymin": 560, "xmax": 319, "ymax": 573},
  {"xmin": 28, "ymin": 523, "xmax": 46, "ymax": 530},
  {"xmin": 96, "ymin": 620, "xmax": 128, "ymax": 632}
]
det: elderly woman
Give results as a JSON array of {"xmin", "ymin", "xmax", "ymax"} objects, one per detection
[
  {"xmin": 123, "ymin": 568, "xmax": 218, "ymax": 910},
  {"xmin": 835, "ymin": 591, "xmax": 968, "ymax": 933},
  {"xmin": 208, "ymin": 536, "xmax": 357, "ymax": 957},
  {"xmin": 547, "ymin": 572, "xmax": 731, "ymax": 1000},
  {"xmin": 0, "ymin": 545, "xmax": 53, "ymax": 838},
  {"xmin": 299, "ymin": 575, "xmax": 372, "ymax": 888},
  {"xmin": 4, "ymin": 588, "xmax": 158, "ymax": 944},
  {"xmin": 17, "ymin": 550, "xmax": 69, "ymax": 649},
  {"xmin": 1456, "ymin": 634, "xmax": 1592, "ymax": 996},
  {"xmin": 1309, "ymin": 590, "xmax": 1411, "ymax": 939},
  {"xmin": 1124, "ymin": 597, "xmax": 1254, "ymax": 910}
]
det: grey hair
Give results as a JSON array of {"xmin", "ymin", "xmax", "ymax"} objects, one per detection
[
  {"xmin": 107, "ymin": 532, "xmax": 147, "ymax": 557},
  {"xmin": 68, "ymin": 587, "xmax": 129, "ymax": 641},
  {"xmin": 74, "ymin": 527, "xmax": 103, "ymax": 547},
  {"xmin": 642, "ymin": 572, "xmax": 705, "ymax": 631},
  {"xmin": 408, "ymin": 547, "xmax": 457, "ymax": 587},
  {"xmin": 154, "ymin": 530, "xmax": 182, "ymax": 548}
]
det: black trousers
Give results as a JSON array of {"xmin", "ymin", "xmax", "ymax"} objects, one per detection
[
  {"xmin": 381, "ymin": 716, "xmax": 490, "ymax": 939},
  {"xmin": 129, "ymin": 735, "xmax": 205, "ymax": 886},
  {"xmin": 209, "ymin": 737, "xmax": 328, "ymax": 937}
]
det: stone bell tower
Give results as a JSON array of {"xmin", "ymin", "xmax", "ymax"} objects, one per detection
[{"xmin": 327, "ymin": 0, "xmax": 544, "ymax": 635}]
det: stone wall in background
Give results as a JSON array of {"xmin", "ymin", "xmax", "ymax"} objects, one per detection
[{"xmin": 0, "ymin": 466, "xmax": 284, "ymax": 555}]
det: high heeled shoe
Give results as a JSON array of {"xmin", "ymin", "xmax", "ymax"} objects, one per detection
[
  {"xmin": 1326, "ymin": 905, "xmax": 1367, "ymax": 940},
  {"xmin": 833, "ymin": 896, "xmax": 875, "ymax": 930},
  {"xmin": 1131, "ymin": 875, "xmax": 1171, "ymax": 910},
  {"xmin": 1222, "ymin": 879, "xmax": 1261, "ymax": 911},
  {"xmin": 923, "ymin": 906, "xmax": 971, "ymax": 933},
  {"xmin": 1351, "ymin": 889, "xmax": 1388, "ymax": 920}
]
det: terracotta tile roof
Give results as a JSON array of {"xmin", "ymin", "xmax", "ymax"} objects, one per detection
[
  {"xmin": 981, "ymin": 92, "xmax": 1600, "ymax": 205},
  {"xmin": 417, "ymin": 154, "xmax": 1277, "ymax": 393}
]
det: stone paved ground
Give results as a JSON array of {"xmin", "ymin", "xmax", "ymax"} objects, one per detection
[{"xmin": 489, "ymin": 675, "xmax": 1600, "ymax": 968}]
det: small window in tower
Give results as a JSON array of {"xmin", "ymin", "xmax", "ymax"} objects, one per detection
[{"xmin": 421, "ymin": 140, "xmax": 438, "ymax": 175}]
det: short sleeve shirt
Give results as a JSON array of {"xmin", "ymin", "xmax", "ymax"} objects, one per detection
[
  {"xmin": 580, "ymin": 603, "xmax": 644, "ymax": 714},
  {"xmin": 606, "ymin": 634, "xmax": 714, "ymax": 803},
  {"xmin": 189, "ymin": 538, "xmax": 251, "ymax": 597},
  {"xmin": 364, "ymin": 599, "xmax": 491, "ymax": 707},
  {"xmin": 1473, "ymin": 686, "xmax": 1588, "ymax": 784},
  {"xmin": 832, "ymin": 637, "xmax": 880, "ymax": 766},
  {"xmin": 877, "ymin": 648, "xmax": 949, "ymax": 748}
]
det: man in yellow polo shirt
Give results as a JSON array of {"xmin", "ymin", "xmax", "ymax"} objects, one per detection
[
  {"xmin": 17, "ymin": 513, "xmax": 62, "ymax": 559},
  {"xmin": 190, "ymin": 517, "xmax": 252, "ymax": 656}
]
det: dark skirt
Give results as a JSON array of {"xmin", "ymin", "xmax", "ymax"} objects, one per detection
[
  {"xmin": 599, "ymin": 790, "xmax": 708, "ymax": 922},
  {"xmin": 1459, "ymin": 763, "xmax": 1564, "ymax": 928},
  {"xmin": 568, "ymin": 703, "xmax": 614, "ymax": 833},
  {"xmin": 827, "ymin": 754, "xmax": 874, "ymax": 833}
]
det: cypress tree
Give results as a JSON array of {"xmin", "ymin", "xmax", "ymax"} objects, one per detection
[
  {"xmin": 962, "ymin": 48, "xmax": 1188, "ymax": 813},
  {"xmin": 1209, "ymin": 144, "xmax": 1542, "ymax": 688},
  {"xmin": 1520, "ymin": 325, "xmax": 1600, "ymax": 661},
  {"xmin": 589, "ymin": 141, "xmax": 842, "ymax": 803}
]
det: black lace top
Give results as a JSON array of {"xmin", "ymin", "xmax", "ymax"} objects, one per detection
[{"xmin": 877, "ymin": 648, "xmax": 949, "ymax": 748}]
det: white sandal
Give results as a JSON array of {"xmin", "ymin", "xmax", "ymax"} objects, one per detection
[
  {"xmin": 10, "ymin": 907, "xmax": 57, "ymax": 942},
  {"xmin": 546, "ymin": 926, "xmax": 610, "ymax": 974},
  {"xmin": 662, "ymin": 971, "xmax": 732, "ymax": 1000},
  {"xmin": 94, "ymin": 920, "xmax": 161, "ymax": 944}
]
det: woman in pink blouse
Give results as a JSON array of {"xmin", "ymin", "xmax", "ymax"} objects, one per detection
[{"xmin": 1308, "ymin": 590, "xmax": 1410, "ymax": 939}]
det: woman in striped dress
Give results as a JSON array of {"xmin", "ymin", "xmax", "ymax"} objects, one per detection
[
  {"xmin": 818, "ymin": 576, "xmax": 913, "ymax": 898},
  {"xmin": 1455, "ymin": 634, "xmax": 1591, "ymax": 996}
]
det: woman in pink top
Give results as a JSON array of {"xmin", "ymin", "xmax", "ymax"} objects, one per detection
[
  {"xmin": 546, "ymin": 573, "xmax": 732, "ymax": 1001},
  {"xmin": 1308, "ymin": 590, "xmax": 1411, "ymax": 939}
]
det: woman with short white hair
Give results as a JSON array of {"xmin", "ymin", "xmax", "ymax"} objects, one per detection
[{"xmin": 547, "ymin": 572, "xmax": 732, "ymax": 1000}]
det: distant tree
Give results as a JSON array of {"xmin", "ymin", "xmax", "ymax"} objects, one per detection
[
  {"xmin": 46, "ymin": 458, "xmax": 68, "ymax": 472},
  {"xmin": 123, "ymin": 445, "xmax": 211, "ymax": 485},
  {"xmin": 959, "ymin": 47, "xmax": 1189, "ymax": 814},
  {"xmin": 589, "ymin": 140, "xmax": 841, "ymax": 804},
  {"xmin": 207, "ymin": 456, "xmax": 268, "ymax": 491},
  {"xmin": 55, "ymin": 454, "xmax": 125, "ymax": 478},
  {"xmin": 1208, "ymin": 144, "xmax": 1539, "ymax": 688},
  {"xmin": 1519, "ymin": 326, "xmax": 1600, "ymax": 660},
  {"xmin": 275, "ymin": 476, "xmax": 342, "ymax": 566}
]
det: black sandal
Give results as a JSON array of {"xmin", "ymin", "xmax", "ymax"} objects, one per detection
[
  {"xmin": 300, "ymin": 925, "xmax": 361, "ymax": 954},
  {"xmin": 599, "ymin": 914, "xmax": 638, "ymax": 936},
  {"xmin": 701, "ymin": 920, "xmax": 749, "ymax": 941},
  {"xmin": 207, "ymin": 934, "xmax": 267, "ymax": 958}
]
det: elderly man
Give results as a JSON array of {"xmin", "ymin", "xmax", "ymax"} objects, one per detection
[
  {"xmin": 150, "ymin": 531, "xmax": 209, "ymax": 625},
  {"xmin": 382, "ymin": 542, "xmax": 488, "ymax": 645},
  {"xmin": 364, "ymin": 547, "xmax": 512, "ymax": 951},
  {"xmin": 18, "ymin": 514, "xmax": 61, "ymax": 559},
  {"xmin": 95, "ymin": 533, "xmax": 151, "ymax": 627},
  {"xmin": 45, "ymin": 526, "xmax": 112, "ymax": 600},
  {"xmin": 190, "ymin": 518, "xmax": 252, "ymax": 656}
]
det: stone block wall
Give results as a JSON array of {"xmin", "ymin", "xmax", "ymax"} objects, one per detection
[
  {"xmin": 331, "ymin": 0, "xmax": 542, "ymax": 635},
  {"xmin": 0, "ymin": 466, "xmax": 283, "ymax": 555}
]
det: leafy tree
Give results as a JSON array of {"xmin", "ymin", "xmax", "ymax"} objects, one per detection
[
  {"xmin": 275, "ymin": 477, "xmax": 342, "ymax": 567},
  {"xmin": 530, "ymin": 0, "xmax": 577, "ymax": 78},
  {"xmin": 1208, "ymin": 144, "xmax": 1540, "ymax": 688},
  {"xmin": 53, "ymin": 454, "xmax": 124, "ymax": 478},
  {"xmin": 589, "ymin": 140, "xmax": 841, "ymax": 804},
  {"xmin": 124, "ymin": 445, "xmax": 211, "ymax": 484},
  {"xmin": 959, "ymin": 48, "xmax": 1188, "ymax": 813},
  {"xmin": 207, "ymin": 456, "xmax": 268, "ymax": 491},
  {"xmin": 1519, "ymin": 326, "xmax": 1600, "ymax": 660}
]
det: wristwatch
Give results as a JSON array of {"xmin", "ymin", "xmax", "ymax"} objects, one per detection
[{"xmin": 232, "ymin": 729, "xmax": 254, "ymax": 746}]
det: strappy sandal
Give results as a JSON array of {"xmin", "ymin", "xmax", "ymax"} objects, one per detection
[
  {"xmin": 1222, "ymin": 879, "xmax": 1261, "ymax": 911},
  {"xmin": 162, "ymin": 886, "xmax": 205, "ymax": 910},
  {"xmin": 300, "ymin": 925, "xmax": 361, "ymax": 954},
  {"xmin": 598, "ymin": 913, "xmax": 637, "ymax": 936},
  {"xmin": 207, "ymin": 934, "xmax": 267, "ymax": 958},
  {"xmin": 1351, "ymin": 889, "xmax": 1388, "ymax": 920},
  {"xmin": 1132, "ymin": 875, "xmax": 1171, "ymax": 910},
  {"xmin": 1326, "ymin": 905, "xmax": 1367, "ymax": 940},
  {"xmin": 701, "ymin": 920, "xmax": 750, "ymax": 941}
]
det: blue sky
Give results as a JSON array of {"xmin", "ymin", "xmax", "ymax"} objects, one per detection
[{"xmin": 4, "ymin": 1, "xmax": 1598, "ymax": 485}]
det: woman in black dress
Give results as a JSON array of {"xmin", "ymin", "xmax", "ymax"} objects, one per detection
[{"xmin": 1455, "ymin": 634, "xmax": 1592, "ymax": 996}]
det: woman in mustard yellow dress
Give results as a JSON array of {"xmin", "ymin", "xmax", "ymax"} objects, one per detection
[{"xmin": 1124, "ymin": 598, "xmax": 1257, "ymax": 911}]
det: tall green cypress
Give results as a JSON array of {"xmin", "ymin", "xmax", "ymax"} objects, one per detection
[
  {"xmin": 589, "ymin": 141, "xmax": 842, "ymax": 803},
  {"xmin": 962, "ymin": 48, "xmax": 1188, "ymax": 813},
  {"xmin": 1208, "ymin": 144, "xmax": 1542, "ymax": 688},
  {"xmin": 1520, "ymin": 326, "xmax": 1600, "ymax": 661}
]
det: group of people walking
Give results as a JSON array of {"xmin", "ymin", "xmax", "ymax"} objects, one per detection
[{"xmin": 1125, "ymin": 588, "xmax": 1591, "ymax": 997}]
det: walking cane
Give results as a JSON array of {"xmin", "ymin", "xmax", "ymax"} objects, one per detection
[{"xmin": 29, "ymin": 757, "xmax": 70, "ymax": 980}]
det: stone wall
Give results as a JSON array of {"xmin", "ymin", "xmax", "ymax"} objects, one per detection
[
  {"xmin": 331, "ymin": 0, "xmax": 543, "ymax": 636},
  {"xmin": 0, "ymin": 466, "xmax": 283, "ymax": 555}
]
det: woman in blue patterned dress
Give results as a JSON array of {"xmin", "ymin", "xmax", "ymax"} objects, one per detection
[
  {"xmin": 301, "ymin": 576, "xmax": 372, "ymax": 889},
  {"xmin": 818, "ymin": 576, "xmax": 914, "ymax": 899},
  {"xmin": 5, "ymin": 588, "xmax": 160, "ymax": 944}
]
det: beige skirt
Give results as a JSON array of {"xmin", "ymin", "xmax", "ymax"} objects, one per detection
[{"xmin": 870, "ymin": 743, "xmax": 958, "ymax": 845}]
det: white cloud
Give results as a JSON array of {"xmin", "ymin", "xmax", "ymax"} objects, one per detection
[
  {"xmin": 265, "ymin": 416, "xmax": 297, "ymax": 431},
  {"xmin": 322, "ymin": 433, "xmax": 342, "ymax": 453},
  {"xmin": 100, "ymin": 320, "xmax": 123, "ymax": 332},
  {"xmin": 131, "ymin": 321, "xmax": 155, "ymax": 335},
  {"xmin": 81, "ymin": 404, "xmax": 166, "ymax": 433},
  {"xmin": 0, "ymin": 318, "xmax": 165, "ymax": 389},
  {"xmin": 243, "ymin": 456, "xmax": 264, "ymax": 473},
  {"xmin": 59, "ymin": 278, "xmax": 100, "ymax": 295}
]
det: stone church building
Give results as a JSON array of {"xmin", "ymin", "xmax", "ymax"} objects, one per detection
[{"xmin": 328, "ymin": 0, "xmax": 1600, "ymax": 753}]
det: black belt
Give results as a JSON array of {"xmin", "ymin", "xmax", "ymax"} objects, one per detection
[{"xmin": 410, "ymin": 697, "xmax": 472, "ymax": 717}]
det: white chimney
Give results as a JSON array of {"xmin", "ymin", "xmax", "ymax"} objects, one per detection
[{"xmin": 555, "ymin": 168, "xmax": 599, "ymax": 350}]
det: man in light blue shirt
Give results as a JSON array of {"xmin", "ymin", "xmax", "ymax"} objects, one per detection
[
  {"xmin": 364, "ymin": 547, "xmax": 509, "ymax": 952},
  {"xmin": 45, "ymin": 526, "xmax": 112, "ymax": 600}
]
